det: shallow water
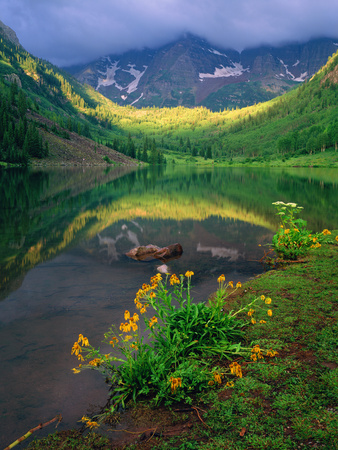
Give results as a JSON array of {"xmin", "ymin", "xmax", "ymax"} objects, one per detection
[{"xmin": 0, "ymin": 165, "xmax": 337, "ymax": 447}]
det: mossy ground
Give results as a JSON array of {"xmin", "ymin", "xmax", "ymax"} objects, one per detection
[{"xmin": 26, "ymin": 236, "xmax": 338, "ymax": 449}]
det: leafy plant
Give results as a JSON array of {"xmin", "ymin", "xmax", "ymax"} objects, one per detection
[
  {"xmin": 70, "ymin": 272, "xmax": 276, "ymax": 424},
  {"xmin": 271, "ymin": 201, "xmax": 332, "ymax": 260}
]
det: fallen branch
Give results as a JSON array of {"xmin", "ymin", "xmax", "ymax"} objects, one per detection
[{"xmin": 4, "ymin": 414, "xmax": 62, "ymax": 450}]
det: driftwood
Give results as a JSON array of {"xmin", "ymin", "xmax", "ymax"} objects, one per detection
[
  {"xmin": 126, "ymin": 243, "xmax": 183, "ymax": 262},
  {"xmin": 4, "ymin": 414, "xmax": 62, "ymax": 450}
]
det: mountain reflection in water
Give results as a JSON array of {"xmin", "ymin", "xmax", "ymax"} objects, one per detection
[{"xmin": 0, "ymin": 165, "xmax": 337, "ymax": 447}]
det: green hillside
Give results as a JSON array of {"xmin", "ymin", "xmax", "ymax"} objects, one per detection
[{"xmin": 0, "ymin": 27, "xmax": 337, "ymax": 167}]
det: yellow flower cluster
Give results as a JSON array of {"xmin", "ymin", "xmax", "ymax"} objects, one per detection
[
  {"xmin": 110, "ymin": 336, "xmax": 119, "ymax": 347},
  {"xmin": 185, "ymin": 271, "xmax": 194, "ymax": 278},
  {"xmin": 322, "ymin": 229, "xmax": 331, "ymax": 235},
  {"xmin": 217, "ymin": 274, "xmax": 225, "ymax": 284},
  {"xmin": 251, "ymin": 344, "xmax": 264, "ymax": 361},
  {"xmin": 120, "ymin": 313, "xmax": 139, "ymax": 333},
  {"xmin": 80, "ymin": 416, "xmax": 99, "ymax": 429},
  {"xmin": 71, "ymin": 334, "xmax": 90, "ymax": 361},
  {"xmin": 229, "ymin": 361, "xmax": 243, "ymax": 378},
  {"xmin": 214, "ymin": 372, "xmax": 222, "ymax": 385},
  {"xmin": 88, "ymin": 358, "xmax": 101, "ymax": 367},
  {"xmin": 266, "ymin": 349, "xmax": 279, "ymax": 357},
  {"xmin": 78, "ymin": 334, "xmax": 89, "ymax": 346},
  {"xmin": 170, "ymin": 274, "xmax": 180, "ymax": 285},
  {"xmin": 149, "ymin": 316, "xmax": 158, "ymax": 328},
  {"xmin": 217, "ymin": 274, "xmax": 238, "ymax": 288},
  {"xmin": 169, "ymin": 376, "xmax": 182, "ymax": 393}
]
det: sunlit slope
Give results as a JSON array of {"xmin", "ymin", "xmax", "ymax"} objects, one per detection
[{"xmin": 1, "ymin": 26, "xmax": 337, "ymax": 163}]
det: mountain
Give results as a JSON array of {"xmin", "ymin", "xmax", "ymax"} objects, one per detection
[
  {"xmin": 66, "ymin": 34, "xmax": 338, "ymax": 110},
  {"xmin": 1, "ymin": 18, "xmax": 337, "ymax": 168}
]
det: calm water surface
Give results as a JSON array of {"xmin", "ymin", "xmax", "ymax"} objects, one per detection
[{"xmin": 0, "ymin": 165, "xmax": 337, "ymax": 447}]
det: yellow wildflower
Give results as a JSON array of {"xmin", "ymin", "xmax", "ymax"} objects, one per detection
[
  {"xmin": 267, "ymin": 309, "xmax": 273, "ymax": 317},
  {"xmin": 229, "ymin": 281, "xmax": 234, "ymax": 288},
  {"xmin": 89, "ymin": 358, "xmax": 101, "ymax": 367},
  {"xmin": 136, "ymin": 288, "xmax": 145, "ymax": 299},
  {"xmin": 259, "ymin": 320, "xmax": 267, "ymax": 324},
  {"xmin": 247, "ymin": 309, "xmax": 255, "ymax": 317},
  {"xmin": 149, "ymin": 291, "xmax": 156, "ymax": 299},
  {"xmin": 208, "ymin": 380, "xmax": 215, "ymax": 386},
  {"xmin": 260, "ymin": 295, "xmax": 265, "ymax": 301},
  {"xmin": 251, "ymin": 353, "xmax": 257, "ymax": 361},
  {"xmin": 77, "ymin": 334, "xmax": 89, "ymax": 347},
  {"xmin": 80, "ymin": 416, "xmax": 90, "ymax": 423},
  {"xmin": 214, "ymin": 372, "xmax": 222, "ymax": 385},
  {"xmin": 142, "ymin": 283, "xmax": 151, "ymax": 292},
  {"xmin": 169, "ymin": 376, "xmax": 182, "ymax": 393},
  {"xmin": 265, "ymin": 297, "xmax": 272, "ymax": 305},
  {"xmin": 110, "ymin": 337, "xmax": 119, "ymax": 347},
  {"xmin": 335, "ymin": 236, "xmax": 338, "ymax": 242},
  {"xmin": 226, "ymin": 381, "xmax": 234, "ymax": 388},
  {"xmin": 120, "ymin": 322, "xmax": 131, "ymax": 332},
  {"xmin": 131, "ymin": 321, "xmax": 138, "ymax": 332},
  {"xmin": 322, "ymin": 229, "xmax": 331, "ymax": 235},
  {"xmin": 185, "ymin": 271, "xmax": 194, "ymax": 278},
  {"xmin": 294, "ymin": 228, "xmax": 299, "ymax": 232},
  {"xmin": 133, "ymin": 313, "xmax": 139, "ymax": 322},
  {"xmin": 140, "ymin": 307, "xmax": 147, "ymax": 314},
  {"xmin": 124, "ymin": 335, "xmax": 132, "ymax": 341},
  {"xmin": 149, "ymin": 316, "xmax": 158, "ymax": 328},
  {"xmin": 229, "ymin": 362, "xmax": 243, "ymax": 378},
  {"xmin": 266, "ymin": 349, "xmax": 279, "ymax": 357},
  {"xmin": 131, "ymin": 343, "xmax": 138, "ymax": 351},
  {"xmin": 72, "ymin": 368, "xmax": 81, "ymax": 374},
  {"xmin": 86, "ymin": 420, "xmax": 99, "ymax": 429},
  {"xmin": 217, "ymin": 274, "xmax": 225, "ymax": 284},
  {"xmin": 77, "ymin": 354, "xmax": 84, "ymax": 361},
  {"xmin": 71, "ymin": 342, "xmax": 81, "ymax": 356},
  {"xmin": 170, "ymin": 274, "xmax": 180, "ymax": 285},
  {"xmin": 124, "ymin": 310, "xmax": 130, "ymax": 320},
  {"xmin": 236, "ymin": 282, "xmax": 242, "ymax": 288},
  {"xmin": 284, "ymin": 229, "xmax": 290, "ymax": 234},
  {"xmin": 251, "ymin": 318, "xmax": 256, "ymax": 324}
]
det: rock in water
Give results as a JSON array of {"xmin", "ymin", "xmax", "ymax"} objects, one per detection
[{"xmin": 126, "ymin": 243, "xmax": 183, "ymax": 261}]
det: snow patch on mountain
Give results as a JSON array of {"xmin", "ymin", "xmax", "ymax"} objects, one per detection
[
  {"xmin": 209, "ymin": 48, "xmax": 227, "ymax": 58},
  {"xmin": 199, "ymin": 62, "xmax": 248, "ymax": 80},
  {"xmin": 293, "ymin": 60, "xmax": 300, "ymax": 67},
  {"xmin": 278, "ymin": 58, "xmax": 307, "ymax": 82},
  {"xmin": 96, "ymin": 58, "xmax": 123, "ymax": 90},
  {"xmin": 294, "ymin": 72, "xmax": 308, "ymax": 82},
  {"xmin": 131, "ymin": 93, "xmax": 144, "ymax": 105},
  {"xmin": 96, "ymin": 58, "xmax": 147, "ymax": 94},
  {"xmin": 122, "ymin": 65, "xmax": 147, "ymax": 94}
]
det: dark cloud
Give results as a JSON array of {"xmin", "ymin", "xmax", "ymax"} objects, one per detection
[{"xmin": 1, "ymin": 0, "xmax": 338, "ymax": 67}]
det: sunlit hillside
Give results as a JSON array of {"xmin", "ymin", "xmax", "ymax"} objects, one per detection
[{"xmin": 0, "ymin": 24, "xmax": 337, "ymax": 166}]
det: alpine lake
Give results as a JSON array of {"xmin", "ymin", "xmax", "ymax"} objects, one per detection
[{"xmin": 0, "ymin": 165, "xmax": 337, "ymax": 447}]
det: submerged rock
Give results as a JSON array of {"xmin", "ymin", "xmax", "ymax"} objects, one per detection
[{"xmin": 126, "ymin": 243, "xmax": 183, "ymax": 262}]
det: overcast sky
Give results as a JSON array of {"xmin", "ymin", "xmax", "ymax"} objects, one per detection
[{"xmin": 1, "ymin": 0, "xmax": 338, "ymax": 67}]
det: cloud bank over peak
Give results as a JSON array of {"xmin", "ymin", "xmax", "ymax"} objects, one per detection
[{"xmin": 1, "ymin": 0, "xmax": 338, "ymax": 67}]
